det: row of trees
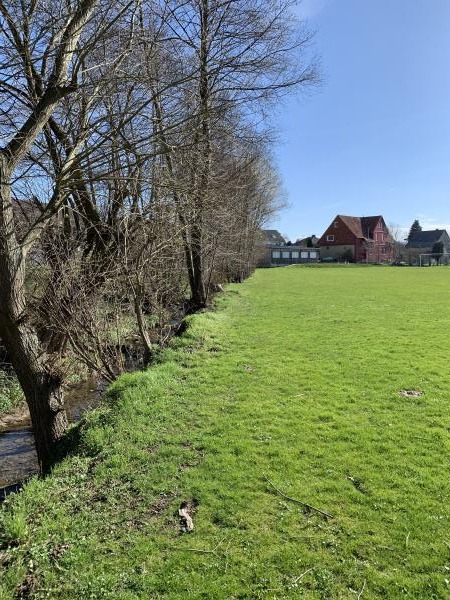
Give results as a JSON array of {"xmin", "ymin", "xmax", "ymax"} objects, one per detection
[{"xmin": 0, "ymin": 0, "xmax": 318, "ymax": 471}]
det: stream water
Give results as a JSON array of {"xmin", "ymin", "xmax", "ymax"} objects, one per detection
[{"xmin": 0, "ymin": 379, "xmax": 103, "ymax": 498}]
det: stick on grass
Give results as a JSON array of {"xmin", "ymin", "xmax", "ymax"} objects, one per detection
[{"xmin": 263, "ymin": 474, "xmax": 333, "ymax": 519}]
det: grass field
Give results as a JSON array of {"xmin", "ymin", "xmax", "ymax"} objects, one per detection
[{"xmin": 1, "ymin": 265, "xmax": 450, "ymax": 599}]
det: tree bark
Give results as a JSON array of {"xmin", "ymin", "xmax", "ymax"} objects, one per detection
[
  {"xmin": 188, "ymin": 0, "xmax": 211, "ymax": 310},
  {"xmin": 0, "ymin": 153, "xmax": 68, "ymax": 472}
]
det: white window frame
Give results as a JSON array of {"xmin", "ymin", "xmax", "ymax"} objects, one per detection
[
  {"xmin": 282, "ymin": 251, "xmax": 290, "ymax": 259},
  {"xmin": 272, "ymin": 250, "xmax": 281, "ymax": 259},
  {"xmin": 291, "ymin": 251, "xmax": 299, "ymax": 259},
  {"xmin": 326, "ymin": 235, "xmax": 335, "ymax": 242}
]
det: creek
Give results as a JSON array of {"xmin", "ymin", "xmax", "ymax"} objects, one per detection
[{"xmin": 0, "ymin": 379, "xmax": 104, "ymax": 500}]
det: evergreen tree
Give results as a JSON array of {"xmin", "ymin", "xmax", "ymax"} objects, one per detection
[{"xmin": 408, "ymin": 219, "xmax": 422, "ymax": 241}]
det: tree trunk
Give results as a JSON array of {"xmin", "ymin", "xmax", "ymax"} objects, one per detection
[
  {"xmin": 189, "ymin": 220, "xmax": 207, "ymax": 310},
  {"xmin": 187, "ymin": 0, "xmax": 210, "ymax": 311},
  {"xmin": 133, "ymin": 287, "xmax": 153, "ymax": 368},
  {"xmin": 0, "ymin": 154, "xmax": 68, "ymax": 473}
]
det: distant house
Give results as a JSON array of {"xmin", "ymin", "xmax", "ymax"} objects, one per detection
[
  {"xmin": 295, "ymin": 234, "xmax": 319, "ymax": 247},
  {"xmin": 269, "ymin": 245, "xmax": 319, "ymax": 265},
  {"xmin": 258, "ymin": 234, "xmax": 320, "ymax": 267},
  {"xmin": 405, "ymin": 229, "xmax": 450, "ymax": 264},
  {"xmin": 406, "ymin": 229, "xmax": 450, "ymax": 251},
  {"xmin": 261, "ymin": 229, "xmax": 286, "ymax": 246},
  {"xmin": 318, "ymin": 215, "xmax": 395, "ymax": 263}
]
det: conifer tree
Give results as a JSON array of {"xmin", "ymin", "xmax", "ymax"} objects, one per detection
[{"xmin": 407, "ymin": 219, "xmax": 422, "ymax": 241}]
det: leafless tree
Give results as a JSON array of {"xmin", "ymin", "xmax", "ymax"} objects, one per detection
[
  {"xmin": 0, "ymin": 0, "xmax": 317, "ymax": 473},
  {"xmin": 388, "ymin": 223, "xmax": 406, "ymax": 262},
  {"xmin": 144, "ymin": 0, "xmax": 318, "ymax": 309},
  {"xmin": 0, "ymin": 0, "xmax": 140, "ymax": 471}
]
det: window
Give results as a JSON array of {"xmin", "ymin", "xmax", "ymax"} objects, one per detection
[
  {"xmin": 334, "ymin": 221, "xmax": 339, "ymax": 228},
  {"xmin": 326, "ymin": 235, "xmax": 335, "ymax": 242},
  {"xmin": 272, "ymin": 251, "xmax": 280, "ymax": 258},
  {"xmin": 310, "ymin": 251, "xmax": 318, "ymax": 258},
  {"xmin": 301, "ymin": 251, "xmax": 308, "ymax": 259},
  {"xmin": 291, "ymin": 251, "xmax": 299, "ymax": 258},
  {"xmin": 282, "ymin": 251, "xmax": 290, "ymax": 258},
  {"xmin": 381, "ymin": 246, "xmax": 386, "ymax": 254}
]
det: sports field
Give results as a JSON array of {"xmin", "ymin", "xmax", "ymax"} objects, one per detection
[{"xmin": 1, "ymin": 265, "xmax": 450, "ymax": 599}]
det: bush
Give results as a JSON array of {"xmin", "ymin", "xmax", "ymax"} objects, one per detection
[{"xmin": 0, "ymin": 370, "xmax": 24, "ymax": 414}]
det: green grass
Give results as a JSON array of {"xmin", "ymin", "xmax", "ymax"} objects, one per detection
[
  {"xmin": 1, "ymin": 266, "xmax": 450, "ymax": 599},
  {"xmin": 0, "ymin": 371, "xmax": 24, "ymax": 416}
]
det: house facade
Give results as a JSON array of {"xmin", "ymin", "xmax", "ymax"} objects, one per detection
[
  {"xmin": 318, "ymin": 215, "xmax": 395, "ymax": 263},
  {"xmin": 258, "ymin": 244, "xmax": 320, "ymax": 266},
  {"xmin": 258, "ymin": 229, "xmax": 320, "ymax": 266},
  {"xmin": 405, "ymin": 229, "xmax": 450, "ymax": 264},
  {"xmin": 269, "ymin": 246, "xmax": 319, "ymax": 265}
]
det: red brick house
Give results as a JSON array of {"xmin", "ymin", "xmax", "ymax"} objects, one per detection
[{"xmin": 318, "ymin": 215, "xmax": 395, "ymax": 263}]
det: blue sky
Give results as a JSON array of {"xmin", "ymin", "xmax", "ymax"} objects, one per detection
[{"xmin": 269, "ymin": 0, "xmax": 450, "ymax": 241}]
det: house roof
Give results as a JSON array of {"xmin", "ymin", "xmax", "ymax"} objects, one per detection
[
  {"xmin": 407, "ymin": 229, "xmax": 448, "ymax": 247},
  {"xmin": 338, "ymin": 215, "xmax": 383, "ymax": 239},
  {"xmin": 296, "ymin": 235, "xmax": 319, "ymax": 246}
]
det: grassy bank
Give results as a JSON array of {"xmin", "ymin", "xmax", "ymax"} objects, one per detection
[{"xmin": 1, "ymin": 266, "xmax": 450, "ymax": 599}]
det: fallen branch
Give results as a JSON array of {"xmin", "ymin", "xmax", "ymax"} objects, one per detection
[
  {"xmin": 167, "ymin": 537, "xmax": 227, "ymax": 556},
  {"xmin": 358, "ymin": 580, "xmax": 366, "ymax": 599},
  {"xmin": 292, "ymin": 567, "xmax": 315, "ymax": 584},
  {"xmin": 263, "ymin": 474, "xmax": 333, "ymax": 519}
]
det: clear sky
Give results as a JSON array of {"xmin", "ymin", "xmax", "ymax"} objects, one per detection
[{"xmin": 269, "ymin": 0, "xmax": 450, "ymax": 242}]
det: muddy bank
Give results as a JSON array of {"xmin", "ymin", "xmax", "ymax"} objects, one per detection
[{"xmin": 0, "ymin": 402, "xmax": 30, "ymax": 432}]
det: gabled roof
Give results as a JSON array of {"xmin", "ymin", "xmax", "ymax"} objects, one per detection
[
  {"xmin": 338, "ymin": 215, "xmax": 383, "ymax": 239},
  {"xmin": 406, "ymin": 229, "xmax": 449, "ymax": 247}
]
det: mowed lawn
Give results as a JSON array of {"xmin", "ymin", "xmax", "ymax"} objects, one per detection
[{"xmin": 2, "ymin": 266, "xmax": 450, "ymax": 599}]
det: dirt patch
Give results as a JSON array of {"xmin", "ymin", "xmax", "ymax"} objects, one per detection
[
  {"xmin": 398, "ymin": 389, "xmax": 424, "ymax": 398},
  {"xmin": 149, "ymin": 491, "xmax": 178, "ymax": 516},
  {"xmin": 0, "ymin": 403, "xmax": 30, "ymax": 432},
  {"xmin": 16, "ymin": 572, "xmax": 38, "ymax": 599}
]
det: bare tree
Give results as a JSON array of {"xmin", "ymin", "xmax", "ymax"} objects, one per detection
[
  {"xmin": 146, "ymin": 0, "xmax": 318, "ymax": 309},
  {"xmin": 0, "ymin": 0, "xmax": 317, "ymax": 473},
  {"xmin": 388, "ymin": 223, "xmax": 406, "ymax": 262},
  {"xmin": 0, "ymin": 0, "xmax": 138, "ymax": 471}
]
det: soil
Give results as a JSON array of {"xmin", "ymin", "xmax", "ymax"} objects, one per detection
[{"xmin": 0, "ymin": 402, "xmax": 30, "ymax": 432}]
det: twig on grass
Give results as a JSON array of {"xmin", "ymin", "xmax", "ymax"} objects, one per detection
[
  {"xmin": 292, "ymin": 567, "xmax": 315, "ymax": 584},
  {"xmin": 263, "ymin": 474, "xmax": 333, "ymax": 519},
  {"xmin": 167, "ymin": 537, "xmax": 227, "ymax": 557},
  {"xmin": 358, "ymin": 579, "xmax": 366, "ymax": 599},
  {"xmin": 406, "ymin": 531, "xmax": 410, "ymax": 549},
  {"xmin": 224, "ymin": 539, "xmax": 232, "ymax": 573}
]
